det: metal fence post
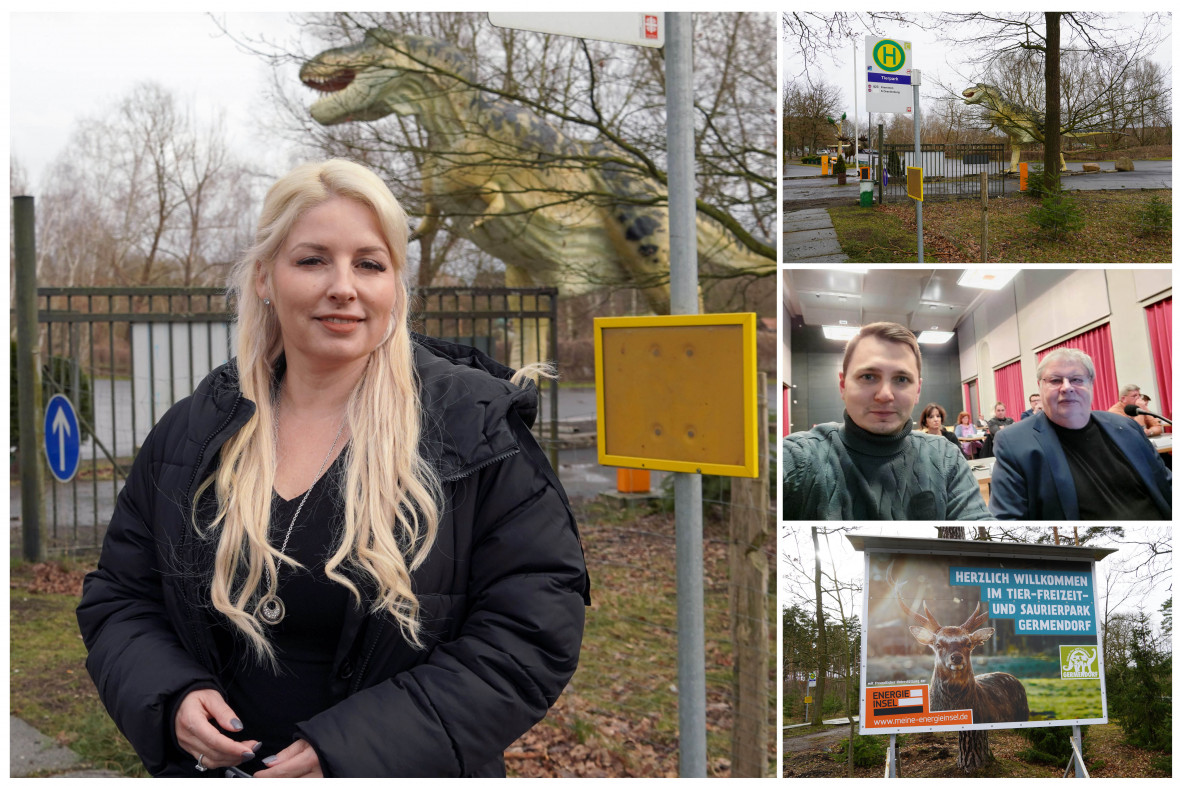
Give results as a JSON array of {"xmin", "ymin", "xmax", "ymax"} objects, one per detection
[
  {"xmin": 14, "ymin": 196, "xmax": 47, "ymax": 562},
  {"xmin": 980, "ymin": 171, "xmax": 989, "ymax": 262}
]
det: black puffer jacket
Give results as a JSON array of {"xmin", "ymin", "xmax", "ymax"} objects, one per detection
[{"xmin": 76, "ymin": 335, "xmax": 589, "ymax": 777}]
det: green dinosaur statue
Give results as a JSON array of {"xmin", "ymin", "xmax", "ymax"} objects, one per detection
[
  {"xmin": 300, "ymin": 29, "xmax": 774, "ymax": 315},
  {"xmin": 961, "ymin": 83, "xmax": 1073, "ymax": 173}
]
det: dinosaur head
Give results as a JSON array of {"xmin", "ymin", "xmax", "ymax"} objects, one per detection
[
  {"xmin": 300, "ymin": 30, "xmax": 474, "ymax": 126},
  {"xmin": 961, "ymin": 83, "xmax": 999, "ymax": 106}
]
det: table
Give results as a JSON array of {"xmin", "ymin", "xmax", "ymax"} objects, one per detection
[{"xmin": 967, "ymin": 437, "xmax": 1172, "ymax": 504}]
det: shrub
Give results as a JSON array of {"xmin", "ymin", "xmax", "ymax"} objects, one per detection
[
  {"xmin": 1015, "ymin": 725, "xmax": 1079, "ymax": 766},
  {"xmin": 887, "ymin": 151, "xmax": 903, "ymax": 179},
  {"xmin": 1024, "ymin": 164, "xmax": 1050, "ymax": 199},
  {"xmin": 1026, "ymin": 190, "xmax": 1085, "ymax": 240},
  {"xmin": 833, "ymin": 155, "xmax": 847, "ymax": 175},
  {"xmin": 1106, "ymin": 616, "xmax": 1171, "ymax": 750},
  {"xmin": 1136, "ymin": 195, "xmax": 1171, "ymax": 237},
  {"xmin": 10, "ymin": 342, "xmax": 95, "ymax": 450},
  {"xmin": 832, "ymin": 732, "xmax": 887, "ymax": 768}
]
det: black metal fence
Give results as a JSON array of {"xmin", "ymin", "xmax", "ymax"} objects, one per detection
[
  {"xmin": 21, "ymin": 285, "xmax": 558, "ymax": 555},
  {"xmin": 877, "ymin": 143, "xmax": 1008, "ymax": 202}
]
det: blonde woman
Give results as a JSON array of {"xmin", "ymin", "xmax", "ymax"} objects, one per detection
[{"xmin": 77, "ymin": 160, "xmax": 589, "ymax": 777}]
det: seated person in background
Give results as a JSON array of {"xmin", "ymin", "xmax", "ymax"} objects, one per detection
[
  {"xmin": 919, "ymin": 403, "xmax": 961, "ymax": 450},
  {"xmin": 782, "ymin": 322, "xmax": 994, "ymax": 521},
  {"xmin": 1019, "ymin": 393, "xmax": 1040, "ymax": 420},
  {"xmin": 1108, "ymin": 384, "xmax": 1164, "ymax": 437},
  {"xmin": 988, "ymin": 401, "xmax": 1016, "ymax": 435},
  {"xmin": 1137, "ymin": 394, "xmax": 1165, "ymax": 436},
  {"xmin": 989, "ymin": 348, "xmax": 1171, "ymax": 520},
  {"xmin": 954, "ymin": 411, "xmax": 983, "ymax": 459}
]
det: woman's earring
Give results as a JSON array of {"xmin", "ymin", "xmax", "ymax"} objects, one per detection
[{"xmin": 263, "ymin": 298, "xmax": 271, "ymax": 306}]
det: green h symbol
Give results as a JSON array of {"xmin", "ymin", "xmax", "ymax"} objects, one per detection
[{"xmin": 882, "ymin": 47, "xmax": 899, "ymax": 66}]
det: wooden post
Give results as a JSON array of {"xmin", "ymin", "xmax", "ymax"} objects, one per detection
[
  {"xmin": 980, "ymin": 171, "xmax": 989, "ymax": 262},
  {"xmin": 729, "ymin": 372, "xmax": 769, "ymax": 777}
]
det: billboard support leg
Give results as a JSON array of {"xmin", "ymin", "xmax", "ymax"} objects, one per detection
[
  {"xmin": 885, "ymin": 734, "xmax": 898, "ymax": 777},
  {"xmin": 1064, "ymin": 724, "xmax": 1088, "ymax": 778}
]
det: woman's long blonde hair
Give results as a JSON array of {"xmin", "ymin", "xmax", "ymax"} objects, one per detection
[{"xmin": 195, "ymin": 159, "xmax": 440, "ymax": 666}]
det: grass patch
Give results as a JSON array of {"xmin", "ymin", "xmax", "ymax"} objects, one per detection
[
  {"xmin": 559, "ymin": 498, "xmax": 776, "ymax": 775},
  {"xmin": 825, "ymin": 205, "xmax": 923, "ymax": 261},
  {"xmin": 831, "ymin": 189, "xmax": 1172, "ymax": 262},
  {"xmin": 1024, "ymin": 677, "xmax": 1105, "ymax": 720},
  {"xmin": 10, "ymin": 585, "xmax": 147, "ymax": 776}
]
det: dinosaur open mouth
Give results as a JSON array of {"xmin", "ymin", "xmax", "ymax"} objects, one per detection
[{"xmin": 302, "ymin": 70, "xmax": 356, "ymax": 94}]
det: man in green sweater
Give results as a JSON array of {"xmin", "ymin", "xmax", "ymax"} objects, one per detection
[{"xmin": 782, "ymin": 322, "xmax": 994, "ymax": 521}]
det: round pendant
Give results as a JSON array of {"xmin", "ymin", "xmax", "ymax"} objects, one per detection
[{"xmin": 256, "ymin": 595, "xmax": 286, "ymax": 625}]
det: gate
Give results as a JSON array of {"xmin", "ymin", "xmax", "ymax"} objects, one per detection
[
  {"xmin": 878, "ymin": 143, "xmax": 1007, "ymax": 202},
  {"xmin": 18, "ymin": 285, "xmax": 557, "ymax": 555}
]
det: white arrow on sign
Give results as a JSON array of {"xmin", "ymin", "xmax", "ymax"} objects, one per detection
[{"xmin": 52, "ymin": 406, "xmax": 72, "ymax": 473}]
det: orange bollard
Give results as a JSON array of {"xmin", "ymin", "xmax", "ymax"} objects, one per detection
[
  {"xmin": 616, "ymin": 468, "xmax": 651, "ymax": 493},
  {"xmin": 1019, "ymin": 162, "xmax": 1028, "ymax": 191},
  {"xmin": 821, "ymin": 156, "xmax": 829, "ymax": 176}
]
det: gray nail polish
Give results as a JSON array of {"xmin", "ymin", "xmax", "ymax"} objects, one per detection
[
  {"xmin": 230, "ymin": 718, "xmax": 244, "ymax": 731},
  {"xmin": 241, "ymin": 751, "xmax": 255, "ymax": 762},
  {"xmin": 252, "ymin": 741, "xmax": 264, "ymax": 754},
  {"xmin": 262, "ymin": 755, "xmax": 278, "ymax": 766}
]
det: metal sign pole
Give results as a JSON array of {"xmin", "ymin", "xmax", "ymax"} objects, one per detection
[
  {"xmin": 886, "ymin": 734, "xmax": 898, "ymax": 777},
  {"xmin": 666, "ymin": 11, "xmax": 706, "ymax": 778},
  {"xmin": 912, "ymin": 71, "xmax": 924, "ymax": 262}
]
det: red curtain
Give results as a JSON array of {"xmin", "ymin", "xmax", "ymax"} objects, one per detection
[
  {"xmin": 992, "ymin": 360, "xmax": 1024, "ymax": 420},
  {"xmin": 966, "ymin": 379, "xmax": 981, "ymax": 424},
  {"xmin": 1036, "ymin": 322, "xmax": 1118, "ymax": 411},
  {"xmin": 1144, "ymin": 297, "xmax": 1172, "ymax": 426},
  {"xmin": 962, "ymin": 382, "xmax": 972, "ymax": 420}
]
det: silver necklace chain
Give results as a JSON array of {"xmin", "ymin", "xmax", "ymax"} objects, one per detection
[{"xmin": 256, "ymin": 401, "xmax": 347, "ymax": 626}]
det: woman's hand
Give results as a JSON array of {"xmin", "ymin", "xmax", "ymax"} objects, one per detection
[
  {"xmin": 175, "ymin": 689, "xmax": 260, "ymax": 771},
  {"xmin": 255, "ymin": 739, "xmax": 323, "ymax": 777}
]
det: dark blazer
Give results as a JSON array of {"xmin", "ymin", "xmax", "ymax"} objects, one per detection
[
  {"xmin": 989, "ymin": 410, "xmax": 1172, "ymax": 520},
  {"xmin": 76, "ymin": 336, "xmax": 589, "ymax": 777}
]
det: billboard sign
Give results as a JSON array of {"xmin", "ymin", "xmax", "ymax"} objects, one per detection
[
  {"xmin": 850, "ymin": 535, "xmax": 1112, "ymax": 735},
  {"xmin": 865, "ymin": 36, "xmax": 913, "ymax": 115}
]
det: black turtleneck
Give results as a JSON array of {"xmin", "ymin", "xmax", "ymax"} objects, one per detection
[{"xmin": 836, "ymin": 412, "xmax": 933, "ymax": 519}]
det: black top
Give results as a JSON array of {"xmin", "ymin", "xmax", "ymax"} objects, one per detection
[
  {"xmin": 1048, "ymin": 418, "xmax": 1165, "ymax": 521},
  {"xmin": 923, "ymin": 427, "xmax": 961, "ymax": 448},
  {"xmin": 214, "ymin": 452, "xmax": 352, "ymax": 770},
  {"xmin": 988, "ymin": 416, "xmax": 1016, "ymax": 434}
]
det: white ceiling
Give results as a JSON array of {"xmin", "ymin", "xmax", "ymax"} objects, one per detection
[{"xmin": 783, "ymin": 268, "xmax": 988, "ymax": 333}]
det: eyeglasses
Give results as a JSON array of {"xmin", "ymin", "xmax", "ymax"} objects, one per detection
[{"xmin": 1040, "ymin": 376, "xmax": 1092, "ymax": 389}]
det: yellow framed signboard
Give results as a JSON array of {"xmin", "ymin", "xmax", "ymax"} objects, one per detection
[
  {"xmin": 907, "ymin": 166, "xmax": 924, "ymax": 201},
  {"xmin": 594, "ymin": 313, "xmax": 758, "ymax": 477}
]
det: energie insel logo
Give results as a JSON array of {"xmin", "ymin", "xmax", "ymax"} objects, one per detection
[{"xmin": 1059, "ymin": 645, "xmax": 1099, "ymax": 680}]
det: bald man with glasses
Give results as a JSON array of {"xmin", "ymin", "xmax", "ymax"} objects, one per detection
[{"xmin": 988, "ymin": 348, "xmax": 1171, "ymax": 520}]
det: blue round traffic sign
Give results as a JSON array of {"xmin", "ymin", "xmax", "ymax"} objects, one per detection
[{"xmin": 44, "ymin": 394, "xmax": 81, "ymax": 483}]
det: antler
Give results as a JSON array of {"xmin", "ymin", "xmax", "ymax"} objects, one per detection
[
  {"xmin": 960, "ymin": 601, "xmax": 989, "ymax": 632},
  {"xmin": 887, "ymin": 561, "xmax": 940, "ymax": 632}
]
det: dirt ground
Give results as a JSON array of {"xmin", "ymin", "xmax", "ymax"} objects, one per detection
[{"xmin": 782, "ymin": 723, "xmax": 1170, "ymax": 778}]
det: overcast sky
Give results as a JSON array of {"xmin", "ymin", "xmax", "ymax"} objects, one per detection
[
  {"xmin": 779, "ymin": 13, "xmax": 1173, "ymax": 137},
  {"xmin": 9, "ymin": 12, "xmax": 307, "ymax": 191}
]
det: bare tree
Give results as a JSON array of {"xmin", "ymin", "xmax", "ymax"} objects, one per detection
[
  {"xmin": 229, "ymin": 12, "xmax": 775, "ymax": 310},
  {"xmin": 34, "ymin": 82, "xmax": 258, "ymax": 288},
  {"xmin": 937, "ymin": 12, "xmax": 1168, "ymax": 192}
]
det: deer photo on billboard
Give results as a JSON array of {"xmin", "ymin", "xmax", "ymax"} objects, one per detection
[{"xmin": 857, "ymin": 545, "xmax": 1107, "ymax": 735}]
